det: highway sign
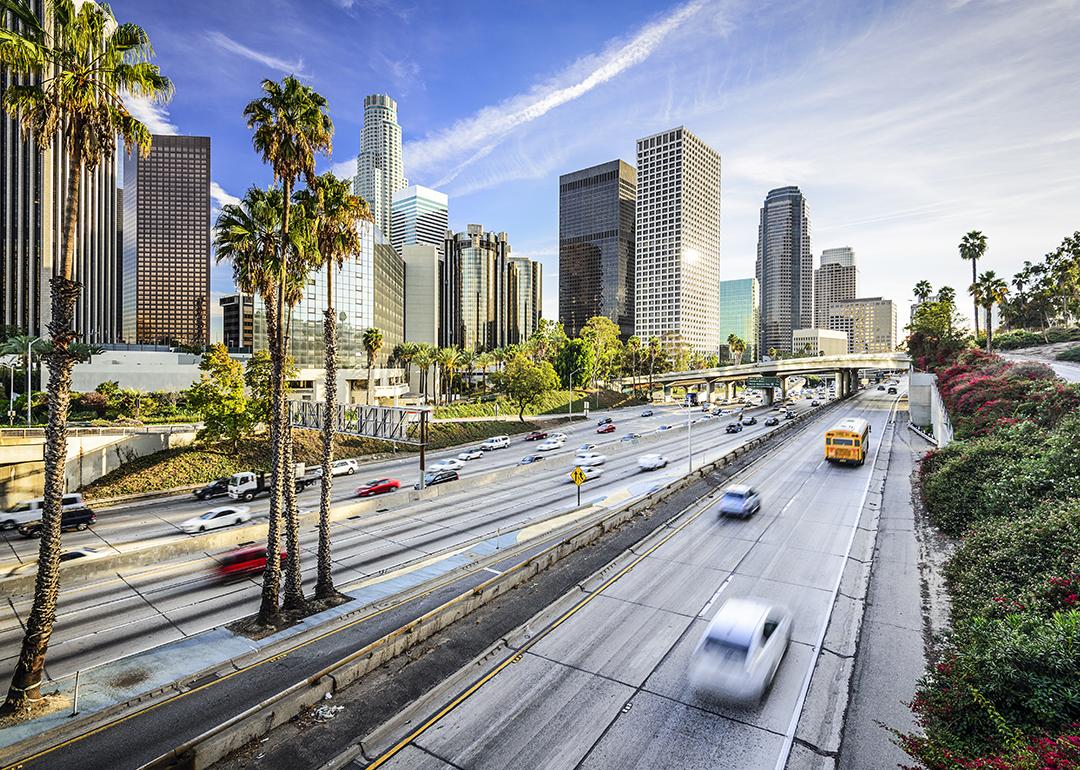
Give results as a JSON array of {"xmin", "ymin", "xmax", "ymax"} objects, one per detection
[
  {"xmin": 569, "ymin": 466, "xmax": 588, "ymax": 486},
  {"xmin": 746, "ymin": 377, "xmax": 782, "ymax": 389}
]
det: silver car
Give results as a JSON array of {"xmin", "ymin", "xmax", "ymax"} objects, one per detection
[
  {"xmin": 689, "ymin": 598, "xmax": 792, "ymax": 702},
  {"xmin": 718, "ymin": 485, "xmax": 761, "ymax": 517}
]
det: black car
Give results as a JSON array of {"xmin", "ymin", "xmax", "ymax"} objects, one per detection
[
  {"xmin": 725, "ymin": 423, "xmax": 743, "ymax": 434},
  {"xmin": 18, "ymin": 507, "xmax": 96, "ymax": 538},
  {"xmin": 877, "ymin": 384, "xmax": 886, "ymax": 391},
  {"xmin": 640, "ymin": 409, "xmax": 654, "ymax": 417},
  {"xmin": 785, "ymin": 411, "xmax": 797, "ymax": 420},
  {"xmin": 888, "ymin": 386, "xmax": 898, "ymax": 394},
  {"xmin": 597, "ymin": 417, "xmax": 613, "ymax": 426},
  {"xmin": 193, "ymin": 478, "xmax": 230, "ymax": 500},
  {"xmin": 764, "ymin": 416, "xmax": 780, "ymax": 426},
  {"xmin": 414, "ymin": 469, "xmax": 460, "ymax": 490}
]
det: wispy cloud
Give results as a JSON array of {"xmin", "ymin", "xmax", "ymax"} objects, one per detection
[
  {"xmin": 207, "ymin": 31, "xmax": 306, "ymax": 76},
  {"xmin": 210, "ymin": 182, "xmax": 241, "ymax": 209},
  {"xmin": 376, "ymin": 53, "xmax": 423, "ymax": 95},
  {"xmin": 124, "ymin": 93, "xmax": 177, "ymax": 135}
]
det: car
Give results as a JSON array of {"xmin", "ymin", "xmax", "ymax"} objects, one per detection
[
  {"xmin": 575, "ymin": 464, "xmax": 604, "ymax": 481},
  {"xmin": 193, "ymin": 478, "xmax": 230, "ymax": 501},
  {"xmin": 877, "ymin": 384, "xmax": 886, "ymax": 391},
  {"xmin": 597, "ymin": 417, "xmax": 613, "ymax": 426},
  {"xmin": 702, "ymin": 404, "xmax": 712, "ymax": 412},
  {"xmin": 217, "ymin": 546, "xmax": 287, "ymax": 581},
  {"xmin": 725, "ymin": 422, "xmax": 743, "ymax": 434},
  {"xmin": 180, "ymin": 505, "xmax": 252, "ymax": 534},
  {"xmin": 17, "ymin": 507, "xmax": 96, "ymax": 538},
  {"xmin": 577, "ymin": 443, "xmax": 597, "ymax": 453},
  {"xmin": 415, "ymin": 469, "xmax": 460, "ymax": 489},
  {"xmin": 575, "ymin": 452, "xmax": 607, "ymax": 467},
  {"xmin": 331, "ymin": 459, "xmax": 359, "ymax": 476},
  {"xmin": 356, "ymin": 478, "xmax": 400, "ymax": 497},
  {"xmin": 638, "ymin": 453, "xmax": 669, "ymax": 471},
  {"xmin": 785, "ymin": 411, "xmax": 797, "ymax": 420},
  {"xmin": 596, "ymin": 423, "xmax": 616, "ymax": 434},
  {"xmin": 524, "ymin": 430, "xmax": 548, "ymax": 441},
  {"xmin": 431, "ymin": 457, "xmax": 466, "ymax": 471},
  {"xmin": 711, "ymin": 407, "xmax": 722, "ymax": 416},
  {"xmin": 771, "ymin": 404, "xmax": 782, "ymax": 411},
  {"xmin": 537, "ymin": 438, "xmax": 564, "ymax": 452},
  {"xmin": 1, "ymin": 493, "xmax": 86, "ymax": 531},
  {"xmin": 742, "ymin": 416, "xmax": 758, "ymax": 426},
  {"xmin": 641, "ymin": 409, "xmax": 654, "ymax": 417},
  {"xmin": 718, "ymin": 484, "xmax": 761, "ymax": 517},
  {"xmin": 689, "ymin": 598, "xmax": 793, "ymax": 702},
  {"xmin": 811, "ymin": 400, "xmax": 820, "ymax": 406},
  {"xmin": 6, "ymin": 547, "xmax": 103, "ymax": 577},
  {"xmin": 548, "ymin": 432, "xmax": 568, "ymax": 441},
  {"xmin": 620, "ymin": 433, "xmax": 642, "ymax": 443},
  {"xmin": 458, "ymin": 448, "xmax": 484, "ymax": 461},
  {"xmin": 519, "ymin": 454, "xmax": 546, "ymax": 465},
  {"xmin": 764, "ymin": 416, "xmax": 780, "ymax": 427},
  {"xmin": 480, "ymin": 435, "xmax": 510, "ymax": 451},
  {"xmin": 657, "ymin": 424, "xmax": 673, "ymax": 432},
  {"xmin": 888, "ymin": 386, "xmax": 898, "ymax": 394}
]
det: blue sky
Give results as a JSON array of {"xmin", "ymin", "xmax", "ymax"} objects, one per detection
[{"xmin": 116, "ymin": 0, "xmax": 1080, "ymax": 339}]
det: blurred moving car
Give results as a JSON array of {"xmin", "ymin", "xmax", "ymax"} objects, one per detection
[
  {"xmin": 718, "ymin": 485, "xmax": 761, "ymax": 517},
  {"xmin": 764, "ymin": 416, "xmax": 780, "ymax": 427},
  {"xmin": 2, "ymin": 493, "xmax": 87, "ymax": 531},
  {"xmin": 597, "ymin": 417, "xmax": 613, "ymax": 426},
  {"xmin": 741, "ymin": 416, "xmax": 758, "ymax": 426},
  {"xmin": 877, "ymin": 384, "xmax": 886, "ymax": 391},
  {"xmin": 6, "ymin": 547, "xmax": 102, "ymax": 577},
  {"xmin": 519, "ymin": 454, "xmax": 545, "ymax": 465},
  {"xmin": 725, "ymin": 423, "xmax": 743, "ymax": 434},
  {"xmin": 638, "ymin": 453, "xmax": 669, "ymax": 471},
  {"xmin": 575, "ymin": 452, "xmax": 607, "ymax": 467},
  {"xmin": 657, "ymin": 424, "xmax": 673, "ymax": 432},
  {"xmin": 180, "ymin": 505, "xmax": 252, "ymax": 533},
  {"xmin": 641, "ymin": 409, "xmax": 654, "ymax": 417},
  {"xmin": 811, "ymin": 400, "xmax": 820, "ymax": 406},
  {"xmin": 193, "ymin": 478, "xmax": 230, "ymax": 501},
  {"xmin": 596, "ymin": 423, "xmax": 616, "ymax": 434},
  {"xmin": 415, "ymin": 469, "xmax": 459, "ymax": 489},
  {"xmin": 431, "ymin": 457, "xmax": 466, "ymax": 471},
  {"xmin": 888, "ymin": 386, "xmax": 898, "ymax": 394},
  {"xmin": 689, "ymin": 598, "xmax": 792, "ymax": 702},
  {"xmin": 458, "ymin": 448, "xmax": 484, "ymax": 461},
  {"xmin": 573, "ymin": 464, "xmax": 604, "ymax": 481},
  {"xmin": 17, "ymin": 506, "xmax": 96, "ymax": 538},
  {"xmin": 537, "ymin": 438, "xmax": 565, "ymax": 451},
  {"xmin": 480, "ymin": 436, "xmax": 510, "ymax": 451},
  {"xmin": 785, "ymin": 411, "xmax": 797, "ymax": 420},
  {"xmin": 524, "ymin": 431, "xmax": 548, "ymax": 441},
  {"xmin": 356, "ymin": 478, "xmax": 400, "ymax": 497},
  {"xmin": 577, "ymin": 443, "xmax": 597, "ymax": 453},
  {"xmin": 620, "ymin": 433, "xmax": 642, "ymax": 443},
  {"xmin": 217, "ymin": 546, "xmax": 286, "ymax": 580}
]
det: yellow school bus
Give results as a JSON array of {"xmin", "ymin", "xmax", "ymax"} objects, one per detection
[{"xmin": 825, "ymin": 418, "xmax": 871, "ymax": 465}]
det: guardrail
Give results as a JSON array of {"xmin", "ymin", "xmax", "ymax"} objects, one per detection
[{"xmin": 0, "ymin": 424, "xmax": 200, "ymax": 438}]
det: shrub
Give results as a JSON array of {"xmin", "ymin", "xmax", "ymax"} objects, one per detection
[
  {"xmin": 1058, "ymin": 346, "xmax": 1080, "ymax": 363},
  {"xmin": 899, "ymin": 724, "xmax": 1080, "ymax": 770}
]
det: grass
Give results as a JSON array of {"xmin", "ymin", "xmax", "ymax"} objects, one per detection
[
  {"xmin": 1055, "ymin": 345, "xmax": 1080, "ymax": 363},
  {"xmin": 433, "ymin": 388, "xmax": 642, "ymax": 419},
  {"xmin": 80, "ymin": 418, "xmax": 547, "ymax": 501}
]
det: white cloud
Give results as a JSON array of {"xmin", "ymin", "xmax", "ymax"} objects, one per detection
[
  {"xmin": 124, "ymin": 93, "xmax": 177, "ymax": 135},
  {"xmin": 210, "ymin": 182, "xmax": 241, "ymax": 209},
  {"xmin": 207, "ymin": 31, "xmax": 306, "ymax": 76}
]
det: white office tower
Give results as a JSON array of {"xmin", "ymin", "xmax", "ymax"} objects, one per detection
[
  {"xmin": 354, "ymin": 94, "xmax": 408, "ymax": 242},
  {"xmin": 391, "ymin": 185, "xmax": 448, "ymax": 257},
  {"xmin": 814, "ymin": 247, "xmax": 858, "ymax": 328},
  {"xmin": 634, "ymin": 127, "xmax": 722, "ymax": 355},
  {"xmin": 820, "ymin": 246, "xmax": 854, "ymax": 267}
]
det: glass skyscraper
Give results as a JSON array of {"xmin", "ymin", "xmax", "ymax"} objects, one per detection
[
  {"xmin": 391, "ymin": 185, "xmax": 448, "ymax": 257},
  {"xmin": 756, "ymin": 186, "xmax": 811, "ymax": 355},
  {"xmin": 354, "ymin": 94, "xmax": 407, "ymax": 243},
  {"xmin": 719, "ymin": 278, "xmax": 759, "ymax": 363}
]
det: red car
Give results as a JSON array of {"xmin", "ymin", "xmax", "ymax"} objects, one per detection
[
  {"xmin": 524, "ymin": 431, "xmax": 548, "ymax": 441},
  {"xmin": 357, "ymin": 478, "xmax": 401, "ymax": 497},
  {"xmin": 596, "ymin": 423, "xmax": 616, "ymax": 434},
  {"xmin": 216, "ymin": 546, "xmax": 287, "ymax": 580}
]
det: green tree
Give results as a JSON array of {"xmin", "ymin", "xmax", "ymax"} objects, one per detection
[
  {"xmin": 972, "ymin": 270, "xmax": 1009, "ymax": 351},
  {"xmin": 362, "ymin": 327, "xmax": 385, "ymax": 406},
  {"xmin": 913, "ymin": 280, "xmax": 933, "ymax": 303},
  {"xmin": 435, "ymin": 346, "xmax": 460, "ymax": 405},
  {"xmin": 496, "ymin": 353, "xmax": 559, "ymax": 421},
  {"xmin": 960, "ymin": 230, "xmax": 988, "ymax": 336},
  {"xmin": 554, "ymin": 338, "xmax": 595, "ymax": 389},
  {"xmin": 187, "ymin": 344, "xmax": 250, "ymax": 452},
  {"xmin": 580, "ymin": 316, "xmax": 622, "ymax": 385},
  {"xmin": 527, "ymin": 318, "xmax": 568, "ymax": 362},
  {"xmin": 0, "ymin": 0, "xmax": 171, "ymax": 713}
]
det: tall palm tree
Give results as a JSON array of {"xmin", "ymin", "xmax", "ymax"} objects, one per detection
[
  {"xmin": 244, "ymin": 75, "xmax": 332, "ymax": 618},
  {"xmin": 913, "ymin": 280, "xmax": 933, "ymax": 302},
  {"xmin": 972, "ymin": 271, "xmax": 1009, "ymax": 351},
  {"xmin": 475, "ymin": 351, "xmax": 494, "ymax": 394},
  {"xmin": 626, "ymin": 335, "xmax": 641, "ymax": 391},
  {"xmin": 436, "ymin": 347, "xmax": 460, "ymax": 405},
  {"xmin": 647, "ymin": 336, "xmax": 662, "ymax": 400},
  {"xmin": 959, "ymin": 231, "xmax": 987, "ymax": 336},
  {"xmin": 0, "ymin": 0, "xmax": 171, "ymax": 713},
  {"xmin": 413, "ymin": 344, "xmax": 433, "ymax": 403},
  {"xmin": 292, "ymin": 174, "xmax": 368, "ymax": 600},
  {"xmin": 394, "ymin": 341, "xmax": 418, "ymax": 391},
  {"xmin": 362, "ymin": 328, "xmax": 385, "ymax": 405}
]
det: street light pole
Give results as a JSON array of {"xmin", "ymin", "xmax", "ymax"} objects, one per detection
[
  {"xmin": 687, "ymin": 401, "xmax": 693, "ymax": 475},
  {"xmin": 26, "ymin": 337, "xmax": 41, "ymax": 428}
]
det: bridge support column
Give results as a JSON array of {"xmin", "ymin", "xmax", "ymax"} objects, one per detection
[
  {"xmin": 763, "ymin": 387, "xmax": 775, "ymax": 406},
  {"xmin": 781, "ymin": 378, "xmax": 789, "ymax": 401},
  {"xmin": 724, "ymin": 382, "xmax": 732, "ymax": 402},
  {"xmin": 663, "ymin": 384, "xmax": 671, "ymax": 403},
  {"xmin": 704, "ymin": 381, "xmax": 714, "ymax": 404}
]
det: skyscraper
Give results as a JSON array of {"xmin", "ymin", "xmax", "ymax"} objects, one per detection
[
  {"xmin": 558, "ymin": 159, "xmax": 635, "ymax": 339},
  {"xmin": 756, "ymin": 186, "xmax": 812, "ymax": 356},
  {"xmin": 814, "ymin": 247, "xmax": 858, "ymax": 328},
  {"xmin": 122, "ymin": 134, "xmax": 211, "ymax": 346},
  {"xmin": 354, "ymin": 94, "xmax": 407, "ymax": 242},
  {"xmin": 441, "ymin": 225, "xmax": 514, "ymax": 352},
  {"xmin": 718, "ymin": 278, "xmax": 759, "ymax": 363},
  {"xmin": 509, "ymin": 256, "xmax": 542, "ymax": 344},
  {"xmin": 1, "ymin": 0, "xmax": 119, "ymax": 344},
  {"xmin": 634, "ymin": 127, "xmax": 721, "ymax": 355},
  {"xmin": 391, "ymin": 185, "xmax": 447, "ymax": 257},
  {"xmin": 828, "ymin": 297, "xmax": 898, "ymax": 353}
]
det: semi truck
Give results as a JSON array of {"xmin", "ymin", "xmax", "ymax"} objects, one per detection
[{"xmin": 228, "ymin": 464, "xmax": 317, "ymax": 501}]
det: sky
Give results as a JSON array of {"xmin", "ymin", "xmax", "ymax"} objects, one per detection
[{"xmin": 115, "ymin": 0, "xmax": 1080, "ymax": 340}]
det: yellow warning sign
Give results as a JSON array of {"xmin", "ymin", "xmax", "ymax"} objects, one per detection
[{"xmin": 570, "ymin": 466, "xmax": 588, "ymax": 485}]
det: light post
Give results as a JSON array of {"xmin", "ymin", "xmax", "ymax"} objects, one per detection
[
  {"xmin": 26, "ymin": 336, "xmax": 42, "ymax": 428},
  {"xmin": 1, "ymin": 361, "xmax": 15, "ymax": 426},
  {"xmin": 568, "ymin": 366, "xmax": 584, "ymax": 418},
  {"xmin": 687, "ymin": 398, "xmax": 693, "ymax": 475}
]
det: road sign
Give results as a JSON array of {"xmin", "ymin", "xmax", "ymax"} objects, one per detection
[
  {"xmin": 570, "ymin": 466, "xmax": 588, "ymax": 485},
  {"xmin": 746, "ymin": 377, "xmax": 782, "ymax": 389}
]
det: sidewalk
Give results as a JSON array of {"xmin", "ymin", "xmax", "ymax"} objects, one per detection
[{"xmin": 838, "ymin": 406, "xmax": 929, "ymax": 769}]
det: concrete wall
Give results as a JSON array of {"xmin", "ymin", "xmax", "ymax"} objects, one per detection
[
  {"xmin": 908, "ymin": 370, "xmax": 953, "ymax": 447},
  {"xmin": 72, "ymin": 349, "xmax": 204, "ymax": 393}
]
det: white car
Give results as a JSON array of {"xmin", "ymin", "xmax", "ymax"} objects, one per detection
[
  {"xmin": 330, "ymin": 459, "xmax": 358, "ymax": 476},
  {"xmin": 637, "ymin": 453, "xmax": 669, "ymax": 471},
  {"xmin": 180, "ymin": 505, "xmax": 252, "ymax": 534},
  {"xmin": 572, "ymin": 464, "xmax": 604, "ymax": 481},
  {"xmin": 6, "ymin": 547, "xmax": 102, "ymax": 576},
  {"xmin": 575, "ymin": 452, "xmax": 607, "ymax": 467},
  {"xmin": 537, "ymin": 438, "xmax": 565, "ymax": 452},
  {"xmin": 548, "ymin": 432, "xmax": 568, "ymax": 441},
  {"xmin": 689, "ymin": 598, "xmax": 793, "ymax": 702},
  {"xmin": 431, "ymin": 457, "xmax": 466, "ymax": 471},
  {"xmin": 480, "ymin": 435, "xmax": 510, "ymax": 451},
  {"xmin": 458, "ymin": 448, "xmax": 484, "ymax": 461}
]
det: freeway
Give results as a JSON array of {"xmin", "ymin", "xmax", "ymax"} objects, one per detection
[
  {"xmin": 352, "ymin": 387, "xmax": 899, "ymax": 770},
  {"xmin": 0, "ymin": 395, "xmax": 820, "ymax": 685}
]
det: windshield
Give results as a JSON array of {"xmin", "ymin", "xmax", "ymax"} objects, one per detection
[
  {"xmin": 198, "ymin": 511, "xmax": 218, "ymax": 520},
  {"xmin": 722, "ymin": 492, "xmax": 747, "ymax": 503},
  {"xmin": 7, "ymin": 502, "xmax": 31, "ymax": 513},
  {"xmin": 702, "ymin": 635, "xmax": 750, "ymax": 662},
  {"xmin": 363, "ymin": 479, "xmax": 383, "ymax": 487}
]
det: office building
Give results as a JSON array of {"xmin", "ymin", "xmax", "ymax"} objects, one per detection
[
  {"xmin": 509, "ymin": 256, "xmax": 542, "ymax": 344},
  {"xmin": 402, "ymin": 243, "xmax": 440, "ymax": 346},
  {"xmin": 635, "ymin": 127, "xmax": 722, "ymax": 355},
  {"xmin": 558, "ymin": 159, "xmax": 636, "ymax": 339},
  {"xmin": 828, "ymin": 297, "xmax": 898, "ymax": 354},
  {"xmin": 756, "ymin": 186, "xmax": 812, "ymax": 356},
  {"xmin": 391, "ymin": 185, "xmax": 447, "ymax": 257},
  {"xmin": 220, "ymin": 293, "xmax": 254, "ymax": 352},
  {"xmin": 122, "ymin": 134, "xmax": 211, "ymax": 346},
  {"xmin": 441, "ymin": 225, "xmax": 514, "ymax": 352},
  {"xmin": 814, "ymin": 247, "xmax": 858, "ymax": 328},
  {"xmin": 1, "ymin": 0, "xmax": 119, "ymax": 344},
  {"xmin": 354, "ymin": 94, "xmax": 407, "ymax": 242},
  {"xmin": 793, "ymin": 327, "xmax": 848, "ymax": 357},
  {"xmin": 718, "ymin": 278, "xmax": 759, "ymax": 363},
  {"xmin": 373, "ymin": 237, "xmax": 405, "ymax": 354}
]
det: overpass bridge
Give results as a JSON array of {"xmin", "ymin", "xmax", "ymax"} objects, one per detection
[{"xmin": 618, "ymin": 352, "xmax": 910, "ymax": 403}]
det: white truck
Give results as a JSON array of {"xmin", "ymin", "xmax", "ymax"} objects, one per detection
[{"xmin": 228, "ymin": 464, "xmax": 317, "ymax": 502}]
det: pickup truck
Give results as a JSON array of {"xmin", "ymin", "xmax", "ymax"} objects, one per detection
[
  {"xmin": 2, "ymin": 493, "xmax": 88, "ymax": 531},
  {"xmin": 17, "ymin": 506, "xmax": 97, "ymax": 538},
  {"xmin": 228, "ymin": 464, "xmax": 317, "ymax": 501}
]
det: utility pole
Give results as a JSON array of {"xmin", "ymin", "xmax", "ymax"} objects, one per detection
[
  {"xmin": 418, "ymin": 409, "xmax": 428, "ymax": 490},
  {"xmin": 687, "ymin": 402, "xmax": 693, "ymax": 475}
]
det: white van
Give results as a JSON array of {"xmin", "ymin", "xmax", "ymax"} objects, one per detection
[
  {"xmin": 1, "ymin": 493, "xmax": 86, "ymax": 531},
  {"xmin": 480, "ymin": 435, "xmax": 510, "ymax": 451}
]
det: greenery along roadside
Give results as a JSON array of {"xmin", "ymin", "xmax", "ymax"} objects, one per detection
[
  {"xmin": 432, "ymin": 387, "xmax": 640, "ymax": 419},
  {"xmin": 80, "ymin": 418, "xmax": 549, "ymax": 501}
]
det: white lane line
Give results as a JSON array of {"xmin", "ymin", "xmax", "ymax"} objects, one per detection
[
  {"xmin": 482, "ymin": 567, "xmax": 502, "ymax": 576},
  {"xmin": 697, "ymin": 576, "xmax": 731, "ymax": 618}
]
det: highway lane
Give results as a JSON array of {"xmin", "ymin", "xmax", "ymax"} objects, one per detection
[
  {"xmin": 1001, "ymin": 350, "xmax": 1080, "ymax": 383},
  {"xmin": 0, "ymin": 396, "xmax": 819, "ymax": 683},
  {"xmin": 355, "ymin": 387, "xmax": 898, "ymax": 770}
]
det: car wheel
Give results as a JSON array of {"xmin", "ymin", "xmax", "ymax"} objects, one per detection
[
  {"xmin": 243, "ymin": 492, "xmax": 254, "ymax": 502},
  {"xmin": 0, "ymin": 520, "xmax": 14, "ymax": 531},
  {"xmin": 348, "ymin": 468, "xmax": 356, "ymax": 475},
  {"xmin": 199, "ymin": 526, "xmax": 206, "ymax": 533},
  {"xmin": 196, "ymin": 492, "xmax": 205, "ymax": 500},
  {"xmin": 76, "ymin": 522, "xmax": 88, "ymax": 531}
]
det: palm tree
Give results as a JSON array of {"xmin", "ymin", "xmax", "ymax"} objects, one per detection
[
  {"xmin": 913, "ymin": 280, "xmax": 933, "ymax": 303},
  {"xmin": 394, "ymin": 341, "xmax": 418, "ymax": 391},
  {"xmin": 647, "ymin": 336, "xmax": 662, "ymax": 400},
  {"xmin": 475, "ymin": 352, "xmax": 494, "ymax": 394},
  {"xmin": 972, "ymin": 271, "xmax": 1008, "ymax": 351},
  {"xmin": 626, "ymin": 335, "xmax": 641, "ymax": 392},
  {"xmin": 457, "ymin": 349, "xmax": 475, "ymax": 397},
  {"xmin": 362, "ymin": 328, "xmax": 385, "ymax": 405},
  {"xmin": 959, "ymin": 231, "xmax": 988, "ymax": 335},
  {"xmin": 436, "ymin": 347, "xmax": 460, "ymax": 405},
  {"xmin": 0, "ymin": 0, "xmax": 171, "ymax": 713},
  {"xmin": 413, "ymin": 344, "xmax": 434, "ymax": 403},
  {"xmin": 293, "ymin": 174, "xmax": 369, "ymax": 600},
  {"xmin": 244, "ymin": 75, "xmax": 332, "ymax": 617}
]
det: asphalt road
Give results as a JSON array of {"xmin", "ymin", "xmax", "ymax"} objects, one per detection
[
  {"xmin": 355, "ymin": 387, "xmax": 898, "ymax": 770},
  {"xmin": 0, "ymin": 394, "xmax": 826, "ymax": 684},
  {"xmin": 1001, "ymin": 350, "xmax": 1080, "ymax": 382}
]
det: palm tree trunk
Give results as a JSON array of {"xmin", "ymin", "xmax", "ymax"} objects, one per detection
[
  {"xmin": 985, "ymin": 305, "xmax": 993, "ymax": 351},
  {"xmin": 366, "ymin": 357, "xmax": 374, "ymax": 406},
  {"xmin": 2, "ymin": 160, "xmax": 83, "ymax": 713},
  {"xmin": 972, "ymin": 260, "xmax": 980, "ymax": 337},
  {"xmin": 258, "ymin": 295, "xmax": 283, "ymax": 626},
  {"xmin": 281, "ymin": 309, "xmax": 304, "ymax": 611},
  {"xmin": 316, "ymin": 299, "xmax": 338, "ymax": 599}
]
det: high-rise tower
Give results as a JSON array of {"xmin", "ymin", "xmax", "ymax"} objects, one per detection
[
  {"xmin": 354, "ymin": 94, "xmax": 407, "ymax": 242},
  {"xmin": 814, "ymin": 247, "xmax": 858, "ymax": 328},
  {"xmin": 756, "ymin": 186, "xmax": 811, "ymax": 356},
  {"xmin": 391, "ymin": 185, "xmax": 447, "ymax": 257}
]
